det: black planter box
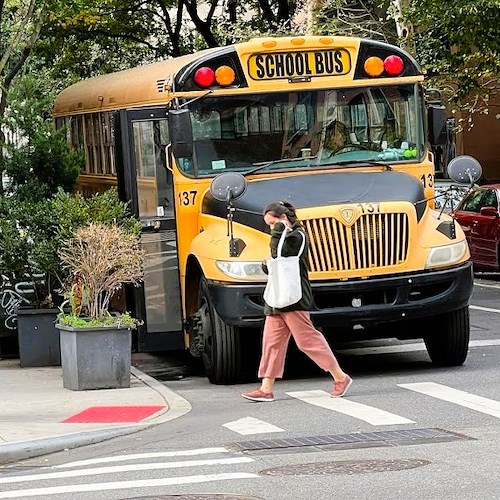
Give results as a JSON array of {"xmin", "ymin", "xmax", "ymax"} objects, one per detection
[{"xmin": 17, "ymin": 308, "xmax": 61, "ymax": 367}]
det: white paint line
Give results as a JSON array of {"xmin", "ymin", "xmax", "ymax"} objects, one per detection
[
  {"xmin": 0, "ymin": 473, "xmax": 259, "ymax": 498},
  {"xmin": 286, "ymin": 390, "xmax": 415, "ymax": 426},
  {"xmin": 474, "ymin": 281, "xmax": 500, "ymax": 289},
  {"xmin": 398, "ymin": 382, "xmax": 500, "ymax": 419},
  {"xmin": 469, "ymin": 339, "xmax": 500, "ymax": 347},
  {"xmin": 470, "ymin": 305, "xmax": 500, "ymax": 314},
  {"xmin": 0, "ymin": 457, "xmax": 254, "ymax": 484},
  {"xmin": 336, "ymin": 343, "xmax": 426, "ymax": 355},
  {"xmin": 222, "ymin": 417, "xmax": 285, "ymax": 435},
  {"xmin": 336, "ymin": 339, "xmax": 500, "ymax": 356},
  {"xmin": 53, "ymin": 447, "xmax": 229, "ymax": 468}
]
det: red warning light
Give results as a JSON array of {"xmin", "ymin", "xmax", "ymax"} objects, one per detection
[
  {"xmin": 194, "ymin": 67, "xmax": 215, "ymax": 88},
  {"xmin": 384, "ymin": 55, "xmax": 404, "ymax": 76}
]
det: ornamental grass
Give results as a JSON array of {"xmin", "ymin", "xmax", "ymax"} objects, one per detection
[{"xmin": 59, "ymin": 222, "xmax": 144, "ymax": 324}]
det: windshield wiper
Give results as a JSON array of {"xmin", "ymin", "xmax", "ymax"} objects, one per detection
[
  {"xmin": 243, "ymin": 156, "xmax": 317, "ymax": 177},
  {"xmin": 322, "ymin": 159, "xmax": 393, "ymax": 171}
]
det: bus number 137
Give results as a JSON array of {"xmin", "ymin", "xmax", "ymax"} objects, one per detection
[{"xmin": 178, "ymin": 191, "xmax": 197, "ymax": 206}]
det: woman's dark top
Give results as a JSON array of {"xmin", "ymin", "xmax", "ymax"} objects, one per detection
[{"xmin": 262, "ymin": 221, "xmax": 313, "ymax": 315}]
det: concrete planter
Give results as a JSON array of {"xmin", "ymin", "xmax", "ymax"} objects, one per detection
[
  {"xmin": 56, "ymin": 324, "xmax": 132, "ymax": 391},
  {"xmin": 17, "ymin": 308, "xmax": 61, "ymax": 367}
]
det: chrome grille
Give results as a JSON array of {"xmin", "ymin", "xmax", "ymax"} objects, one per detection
[{"xmin": 304, "ymin": 213, "xmax": 409, "ymax": 272}]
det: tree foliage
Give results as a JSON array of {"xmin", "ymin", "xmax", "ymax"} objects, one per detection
[
  {"xmin": 37, "ymin": 0, "xmax": 162, "ymax": 79},
  {"xmin": 1, "ymin": 72, "xmax": 83, "ymax": 201},
  {"xmin": 406, "ymin": 0, "xmax": 500, "ymax": 119},
  {"xmin": 0, "ymin": 0, "xmax": 47, "ymax": 123},
  {"xmin": 0, "ymin": 188, "xmax": 139, "ymax": 308},
  {"xmin": 315, "ymin": 0, "xmax": 397, "ymax": 42},
  {"xmin": 34, "ymin": 0, "xmax": 302, "ymax": 79},
  {"xmin": 2, "ymin": 0, "xmax": 497, "ymax": 140},
  {"xmin": 315, "ymin": 0, "xmax": 499, "ymax": 120}
]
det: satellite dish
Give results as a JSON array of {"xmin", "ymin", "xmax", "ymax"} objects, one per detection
[
  {"xmin": 447, "ymin": 155, "xmax": 482, "ymax": 184},
  {"xmin": 210, "ymin": 172, "xmax": 247, "ymax": 202}
]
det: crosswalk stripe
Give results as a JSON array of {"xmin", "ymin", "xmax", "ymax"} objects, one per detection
[
  {"xmin": 470, "ymin": 305, "xmax": 500, "ymax": 314},
  {"xmin": 0, "ymin": 457, "xmax": 254, "ymax": 485},
  {"xmin": 286, "ymin": 390, "xmax": 415, "ymax": 425},
  {"xmin": 53, "ymin": 447, "xmax": 229, "ymax": 468},
  {"xmin": 222, "ymin": 416, "xmax": 285, "ymax": 435},
  {"xmin": 336, "ymin": 343, "xmax": 427, "ymax": 355},
  {"xmin": 336, "ymin": 339, "xmax": 500, "ymax": 356},
  {"xmin": 0, "ymin": 473, "xmax": 259, "ymax": 499},
  {"xmin": 398, "ymin": 382, "xmax": 500, "ymax": 419},
  {"xmin": 473, "ymin": 281, "xmax": 500, "ymax": 290}
]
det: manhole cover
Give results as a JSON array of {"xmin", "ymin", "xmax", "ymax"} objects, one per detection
[
  {"xmin": 128, "ymin": 495, "xmax": 262, "ymax": 499},
  {"xmin": 260, "ymin": 458, "xmax": 430, "ymax": 476}
]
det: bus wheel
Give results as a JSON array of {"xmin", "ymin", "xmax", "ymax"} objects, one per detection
[
  {"xmin": 197, "ymin": 277, "xmax": 241, "ymax": 384},
  {"xmin": 423, "ymin": 307, "xmax": 470, "ymax": 366}
]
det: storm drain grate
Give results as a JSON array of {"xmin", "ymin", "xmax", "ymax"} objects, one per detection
[
  {"xmin": 260, "ymin": 458, "xmax": 431, "ymax": 476},
  {"xmin": 227, "ymin": 428, "xmax": 472, "ymax": 454}
]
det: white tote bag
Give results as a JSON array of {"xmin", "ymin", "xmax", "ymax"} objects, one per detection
[{"xmin": 263, "ymin": 228, "xmax": 306, "ymax": 309}]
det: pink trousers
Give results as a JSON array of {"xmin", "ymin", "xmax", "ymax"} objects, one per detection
[{"xmin": 258, "ymin": 310, "xmax": 338, "ymax": 379}]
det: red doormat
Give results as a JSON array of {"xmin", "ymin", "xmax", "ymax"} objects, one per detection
[{"xmin": 62, "ymin": 405, "xmax": 166, "ymax": 423}]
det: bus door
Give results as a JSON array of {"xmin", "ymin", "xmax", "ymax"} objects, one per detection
[{"xmin": 115, "ymin": 108, "xmax": 183, "ymax": 351}]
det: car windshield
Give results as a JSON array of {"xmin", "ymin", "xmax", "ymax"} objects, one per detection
[{"xmin": 177, "ymin": 85, "xmax": 425, "ymax": 177}]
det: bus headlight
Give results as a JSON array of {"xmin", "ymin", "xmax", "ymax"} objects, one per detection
[
  {"xmin": 215, "ymin": 261, "xmax": 267, "ymax": 281},
  {"xmin": 425, "ymin": 240, "xmax": 467, "ymax": 269}
]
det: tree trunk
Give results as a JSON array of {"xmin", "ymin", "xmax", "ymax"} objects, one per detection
[
  {"xmin": 0, "ymin": 2, "xmax": 45, "ymax": 193},
  {"xmin": 295, "ymin": 0, "xmax": 322, "ymax": 35},
  {"xmin": 392, "ymin": 0, "xmax": 414, "ymax": 51},
  {"xmin": 184, "ymin": 0, "xmax": 219, "ymax": 48}
]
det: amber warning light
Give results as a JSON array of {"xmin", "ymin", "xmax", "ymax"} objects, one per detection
[
  {"xmin": 364, "ymin": 55, "xmax": 404, "ymax": 77},
  {"xmin": 194, "ymin": 65, "xmax": 236, "ymax": 88}
]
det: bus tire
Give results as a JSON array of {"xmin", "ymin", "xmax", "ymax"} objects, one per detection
[
  {"xmin": 423, "ymin": 306, "xmax": 470, "ymax": 366},
  {"xmin": 198, "ymin": 277, "xmax": 241, "ymax": 384}
]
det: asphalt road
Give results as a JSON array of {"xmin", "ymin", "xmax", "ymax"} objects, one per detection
[{"xmin": 2, "ymin": 273, "xmax": 500, "ymax": 500}]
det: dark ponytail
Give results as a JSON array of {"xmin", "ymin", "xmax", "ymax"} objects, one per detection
[{"xmin": 263, "ymin": 200, "xmax": 300, "ymax": 225}]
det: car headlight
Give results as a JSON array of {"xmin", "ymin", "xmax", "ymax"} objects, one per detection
[
  {"xmin": 215, "ymin": 261, "xmax": 267, "ymax": 281},
  {"xmin": 425, "ymin": 240, "xmax": 467, "ymax": 269}
]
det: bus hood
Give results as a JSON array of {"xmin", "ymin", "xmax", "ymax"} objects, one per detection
[{"xmin": 202, "ymin": 170, "xmax": 426, "ymax": 233}]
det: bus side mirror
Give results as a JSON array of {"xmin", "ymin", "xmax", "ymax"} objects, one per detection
[
  {"xmin": 168, "ymin": 109, "xmax": 193, "ymax": 158},
  {"xmin": 427, "ymin": 104, "xmax": 448, "ymax": 146},
  {"xmin": 210, "ymin": 172, "xmax": 248, "ymax": 257},
  {"xmin": 447, "ymin": 155, "xmax": 482, "ymax": 185},
  {"xmin": 210, "ymin": 172, "xmax": 247, "ymax": 202}
]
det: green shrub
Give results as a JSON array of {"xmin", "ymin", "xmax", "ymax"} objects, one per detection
[{"xmin": 0, "ymin": 188, "xmax": 140, "ymax": 308}]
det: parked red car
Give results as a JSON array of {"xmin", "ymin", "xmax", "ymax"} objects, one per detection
[{"xmin": 454, "ymin": 184, "xmax": 500, "ymax": 269}]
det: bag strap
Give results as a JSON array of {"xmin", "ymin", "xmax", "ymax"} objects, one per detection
[{"xmin": 277, "ymin": 228, "xmax": 306, "ymax": 258}]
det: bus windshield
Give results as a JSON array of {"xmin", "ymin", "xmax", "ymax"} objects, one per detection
[{"xmin": 178, "ymin": 84, "xmax": 425, "ymax": 177}]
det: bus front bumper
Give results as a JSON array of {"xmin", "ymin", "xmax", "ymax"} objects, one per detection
[{"xmin": 207, "ymin": 261, "xmax": 473, "ymax": 330}]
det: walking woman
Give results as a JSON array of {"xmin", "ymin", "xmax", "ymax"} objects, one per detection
[{"xmin": 242, "ymin": 201, "xmax": 352, "ymax": 402}]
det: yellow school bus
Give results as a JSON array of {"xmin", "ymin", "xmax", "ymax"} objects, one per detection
[{"xmin": 53, "ymin": 36, "xmax": 481, "ymax": 384}]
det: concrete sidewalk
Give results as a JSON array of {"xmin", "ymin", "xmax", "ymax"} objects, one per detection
[{"xmin": 0, "ymin": 359, "xmax": 191, "ymax": 465}]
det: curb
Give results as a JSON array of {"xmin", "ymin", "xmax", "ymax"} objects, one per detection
[{"xmin": 0, "ymin": 367, "xmax": 191, "ymax": 465}]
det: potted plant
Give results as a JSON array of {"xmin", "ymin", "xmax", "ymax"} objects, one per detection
[
  {"xmin": 0, "ymin": 109, "xmax": 83, "ymax": 365},
  {"xmin": 0, "ymin": 195, "xmax": 65, "ymax": 366},
  {"xmin": 0, "ymin": 182, "xmax": 140, "ymax": 367},
  {"xmin": 56, "ymin": 222, "xmax": 144, "ymax": 391}
]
